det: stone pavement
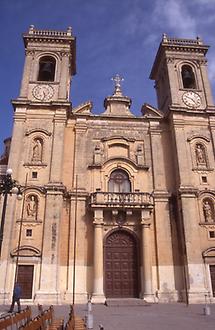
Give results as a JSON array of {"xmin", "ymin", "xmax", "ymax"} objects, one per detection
[{"xmin": 1, "ymin": 302, "xmax": 215, "ymax": 330}]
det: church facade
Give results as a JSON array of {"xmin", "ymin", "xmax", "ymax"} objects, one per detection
[{"xmin": 0, "ymin": 26, "xmax": 215, "ymax": 305}]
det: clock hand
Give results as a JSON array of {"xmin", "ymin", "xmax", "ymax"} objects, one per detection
[{"xmin": 185, "ymin": 95, "xmax": 195, "ymax": 102}]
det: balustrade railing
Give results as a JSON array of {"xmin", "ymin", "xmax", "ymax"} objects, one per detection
[{"xmin": 90, "ymin": 191, "xmax": 153, "ymax": 208}]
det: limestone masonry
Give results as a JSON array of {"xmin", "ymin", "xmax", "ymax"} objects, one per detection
[{"xmin": 0, "ymin": 26, "xmax": 215, "ymax": 305}]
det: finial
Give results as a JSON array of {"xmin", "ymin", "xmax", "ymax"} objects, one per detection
[
  {"xmin": 111, "ymin": 74, "xmax": 124, "ymax": 96},
  {"xmin": 196, "ymin": 36, "xmax": 202, "ymax": 45},
  {"xmin": 67, "ymin": 26, "xmax": 72, "ymax": 36},
  {"xmin": 162, "ymin": 33, "xmax": 168, "ymax": 43},
  {"xmin": 29, "ymin": 25, "xmax": 35, "ymax": 34}
]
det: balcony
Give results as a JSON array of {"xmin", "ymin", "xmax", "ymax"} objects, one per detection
[{"xmin": 89, "ymin": 191, "xmax": 153, "ymax": 209}]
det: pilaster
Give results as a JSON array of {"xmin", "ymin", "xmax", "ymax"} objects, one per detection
[
  {"xmin": 153, "ymin": 192, "xmax": 178, "ymax": 302},
  {"xmin": 19, "ymin": 50, "xmax": 34, "ymax": 98},
  {"xmin": 49, "ymin": 111, "xmax": 67, "ymax": 183},
  {"xmin": 58, "ymin": 54, "xmax": 70, "ymax": 100},
  {"xmin": 92, "ymin": 209, "xmax": 105, "ymax": 303},
  {"xmin": 35, "ymin": 188, "xmax": 64, "ymax": 304},
  {"xmin": 140, "ymin": 209, "xmax": 153, "ymax": 301},
  {"xmin": 180, "ymin": 189, "xmax": 208, "ymax": 302}
]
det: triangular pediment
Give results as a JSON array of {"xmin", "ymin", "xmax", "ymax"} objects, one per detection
[{"xmin": 141, "ymin": 103, "xmax": 163, "ymax": 118}]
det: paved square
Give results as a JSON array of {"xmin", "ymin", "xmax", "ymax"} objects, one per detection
[{"xmin": 1, "ymin": 303, "xmax": 215, "ymax": 330}]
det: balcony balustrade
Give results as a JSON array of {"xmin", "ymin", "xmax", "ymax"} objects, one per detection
[{"xmin": 89, "ymin": 191, "xmax": 153, "ymax": 209}]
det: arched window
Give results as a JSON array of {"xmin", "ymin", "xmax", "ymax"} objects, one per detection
[
  {"xmin": 38, "ymin": 56, "xmax": 56, "ymax": 81},
  {"xmin": 108, "ymin": 169, "xmax": 131, "ymax": 192},
  {"xmin": 181, "ymin": 65, "xmax": 196, "ymax": 89}
]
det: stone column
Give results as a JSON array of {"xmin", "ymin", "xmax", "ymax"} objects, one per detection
[
  {"xmin": 141, "ymin": 208, "xmax": 153, "ymax": 301},
  {"xmin": 92, "ymin": 209, "xmax": 105, "ymax": 303}
]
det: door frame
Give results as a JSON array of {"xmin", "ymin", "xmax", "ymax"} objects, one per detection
[{"xmin": 103, "ymin": 227, "xmax": 140, "ymax": 298}]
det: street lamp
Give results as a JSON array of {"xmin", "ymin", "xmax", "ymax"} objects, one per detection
[{"xmin": 0, "ymin": 168, "xmax": 22, "ymax": 256}]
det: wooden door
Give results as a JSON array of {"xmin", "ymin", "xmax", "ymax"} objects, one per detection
[
  {"xmin": 210, "ymin": 265, "xmax": 215, "ymax": 296},
  {"xmin": 104, "ymin": 230, "xmax": 139, "ymax": 298},
  {"xmin": 17, "ymin": 265, "xmax": 34, "ymax": 299}
]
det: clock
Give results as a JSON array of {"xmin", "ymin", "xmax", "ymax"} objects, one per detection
[
  {"xmin": 32, "ymin": 84, "xmax": 54, "ymax": 101},
  {"xmin": 182, "ymin": 91, "xmax": 201, "ymax": 109}
]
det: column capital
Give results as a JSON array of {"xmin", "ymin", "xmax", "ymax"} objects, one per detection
[
  {"xmin": 141, "ymin": 221, "xmax": 151, "ymax": 228},
  {"xmin": 93, "ymin": 209, "xmax": 104, "ymax": 225},
  {"xmin": 141, "ymin": 208, "xmax": 152, "ymax": 224}
]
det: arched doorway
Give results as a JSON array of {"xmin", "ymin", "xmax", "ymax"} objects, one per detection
[{"xmin": 104, "ymin": 230, "xmax": 139, "ymax": 298}]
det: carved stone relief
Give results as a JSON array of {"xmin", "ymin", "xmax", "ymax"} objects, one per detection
[
  {"xmin": 203, "ymin": 199, "xmax": 214, "ymax": 223},
  {"xmin": 26, "ymin": 194, "xmax": 39, "ymax": 220},
  {"xmin": 31, "ymin": 138, "xmax": 43, "ymax": 162},
  {"xmin": 195, "ymin": 143, "xmax": 206, "ymax": 165}
]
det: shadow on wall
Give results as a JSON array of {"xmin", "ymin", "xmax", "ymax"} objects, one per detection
[{"xmin": 161, "ymin": 283, "xmax": 176, "ymax": 302}]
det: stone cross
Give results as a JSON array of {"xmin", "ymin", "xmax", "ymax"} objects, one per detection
[
  {"xmin": 111, "ymin": 74, "xmax": 124, "ymax": 88},
  {"xmin": 111, "ymin": 74, "xmax": 124, "ymax": 95}
]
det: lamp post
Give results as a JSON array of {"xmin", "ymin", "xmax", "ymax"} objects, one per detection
[{"xmin": 0, "ymin": 168, "xmax": 22, "ymax": 256}]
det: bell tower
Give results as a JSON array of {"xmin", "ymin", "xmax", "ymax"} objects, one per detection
[
  {"xmin": 150, "ymin": 34, "xmax": 214, "ymax": 113},
  {"xmin": 17, "ymin": 25, "xmax": 76, "ymax": 103}
]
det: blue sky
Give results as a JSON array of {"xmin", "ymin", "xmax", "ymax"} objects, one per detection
[{"xmin": 1, "ymin": 0, "xmax": 215, "ymax": 154}]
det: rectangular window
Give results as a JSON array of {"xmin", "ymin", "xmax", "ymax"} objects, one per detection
[
  {"xmin": 202, "ymin": 176, "xmax": 207, "ymax": 183},
  {"xmin": 32, "ymin": 171, "xmax": 38, "ymax": 179},
  {"xmin": 209, "ymin": 231, "xmax": 215, "ymax": 239},
  {"xmin": 26, "ymin": 229, "xmax": 32, "ymax": 237}
]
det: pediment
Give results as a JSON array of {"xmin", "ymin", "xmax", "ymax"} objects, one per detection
[
  {"xmin": 25, "ymin": 128, "xmax": 52, "ymax": 136},
  {"xmin": 101, "ymin": 136, "xmax": 135, "ymax": 143},
  {"xmin": 203, "ymin": 247, "xmax": 215, "ymax": 258},
  {"xmin": 11, "ymin": 245, "xmax": 41, "ymax": 258},
  {"xmin": 141, "ymin": 103, "xmax": 163, "ymax": 118},
  {"xmin": 72, "ymin": 101, "xmax": 93, "ymax": 114}
]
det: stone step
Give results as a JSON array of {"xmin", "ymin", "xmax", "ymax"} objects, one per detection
[{"xmin": 105, "ymin": 298, "xmax": 151, "ymax": 307}]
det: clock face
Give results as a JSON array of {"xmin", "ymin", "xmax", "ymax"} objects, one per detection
[
  {"xmin": 182, "ymin": 91, "xmax": 201, "ymax": 109},
  {"xmin": 32, "ymin": 84, "xmax": 54, "ymax": 101}
]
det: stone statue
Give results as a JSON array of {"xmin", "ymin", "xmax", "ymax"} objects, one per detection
[
  {"xmin": 195, "ymin": 144, "xmax": 206, "ymax": 164},
  {"xmin": 32, "ymin": 139, "xmax": 42, "ymax": 162},
  {"xmin": 203, "ymin": 201, "xmax": 213, "ymax": 222},
  {"xmin": 26, "ymin": 195, "xmax": 38, "ymax": 219}
]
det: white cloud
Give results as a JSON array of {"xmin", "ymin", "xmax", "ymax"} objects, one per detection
[
  {"xmin": 207, "ymin": 54, "xmax": 215, "ymax": 81},
  {"xmin": 153, "ymin": 0, "xmax": 197, "ymax": 37},
  {"xmin": 194, "ymin": 0, "xmax": 215, "ymax": 4}
]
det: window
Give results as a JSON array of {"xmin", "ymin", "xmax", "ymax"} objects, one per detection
[
  {"xmin": 202, "ymin": 176, "xmax": 207, "ymax": 183},
  {"xmin": 209, "ymin": 231, "xmax": 215, "ymax": 239},
  {"xmin": 26, "ymin": 229, "xmax": 32, "ymax": 237},
  {"xmin": 181, "ymin": 65, "xmax": 196, "ymax": 89},
  {"xmin": 108, "ymin": 170, "xmax": 131, "ymax": 192},
  {"xmin": 32, "ymin": 171, "xmax": 38, "ymax": 179},
  {"xmin": 38, "ymin": 56, "xmax": 56, "ymax": 82}
]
